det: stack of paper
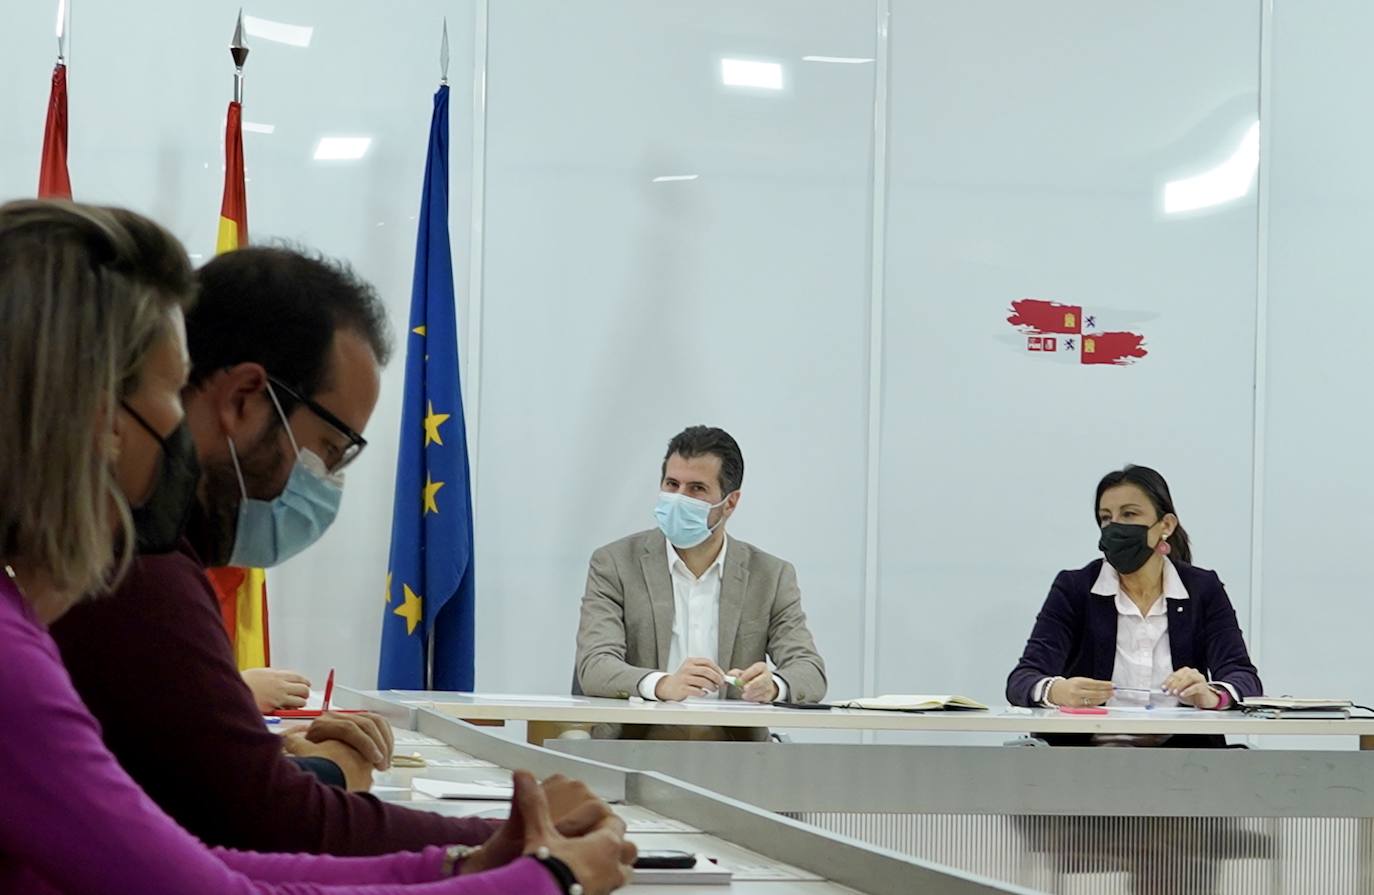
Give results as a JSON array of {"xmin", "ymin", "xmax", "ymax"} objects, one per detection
[{"xmin": 411, "ymin": 777, "xmax": 514, "ymax": 801}]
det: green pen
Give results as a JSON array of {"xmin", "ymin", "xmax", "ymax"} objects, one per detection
[{"xmin": 723, "ymin": 675, "xmax": 745, "ymax": 689}]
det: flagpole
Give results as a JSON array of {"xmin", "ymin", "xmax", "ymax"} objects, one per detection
[
  {"xmin": 424, "ymin": 19, "xmax": 451, "ymax": 692},
  {"xmin": 231, "ymin": 8, "xmax": 249, "ymax": 104},
  {"xmin": 440, "ymin": 17, "xmax": 450, "ymax": 86},
  {"xmin": 55, "ymin": 0, "xmax": 68, "ymax": 64}
]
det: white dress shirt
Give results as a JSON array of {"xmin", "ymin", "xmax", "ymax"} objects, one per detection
[
  {"xmin": 1035, "ymin": 558, "xmax": 1233, "ymax": 708},
  {"xmin": 639, "ymin": 535, "xmax": 789, "ymax": 701},
  {"xmin": 1096, "ymin": 559, "xmax": 1186, "ymax": 708}
]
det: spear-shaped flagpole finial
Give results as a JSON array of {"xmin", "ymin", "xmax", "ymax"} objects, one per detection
[
  {"xmin": 55, "ymin": 0, "xmax": 68, "ymax": 64},
  {"xmin": 440, "ymin": 17, "xmax": 450, "ymax": 85},
  {"xmin": 230, "ymin": 8, "xmax": 250, "ymax": 103}
]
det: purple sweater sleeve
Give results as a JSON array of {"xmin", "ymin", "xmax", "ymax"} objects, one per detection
[
  {"xmin": 0, "ymin": 582, "xmax": 559, "ymax": 895},
  {"xmin": 49, "ymin": 545, "xmax": 497, "ymax": 854},
  {"xmin": 215, "ymin": 849, "xmax": 560, "ymax": 893}
]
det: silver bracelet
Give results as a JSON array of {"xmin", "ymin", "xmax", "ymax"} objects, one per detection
[{"xmin": 442, "ymin": 844, "xmax": 480, "ymax": 877}]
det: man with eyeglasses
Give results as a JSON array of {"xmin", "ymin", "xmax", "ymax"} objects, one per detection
[{"xmin": 50, "ymin": 247, "xmax": 613, "ymax": 860}]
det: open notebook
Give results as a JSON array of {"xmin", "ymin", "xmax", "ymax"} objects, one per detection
[
  {"xmin": 1240, "ymin": 697, "xmax": 1353, "ymax": 711},
  {"xmin": 830, "ymin": 695, "xmax": 989, "ymax": 712}
]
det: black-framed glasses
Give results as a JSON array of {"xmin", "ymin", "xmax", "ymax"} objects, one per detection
[{"xmin": 266, "ymin": 375, "xmax": 367, "ymax": 472}]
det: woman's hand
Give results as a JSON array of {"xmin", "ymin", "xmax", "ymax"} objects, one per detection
[
  {"xmin": 463, "ymin": 771, "xmax": 634, "ymax": 895},
  {"xmin": 241, "ymin": 667, "xmax": 311, "ymax": 713},
  {"xmin": 1048, "ymin": 677, "xmax": 1114, "ymax": 707},
  {"xmin": 1163, "ymin": 667, "xmax": 1221, "ymax": 709}
]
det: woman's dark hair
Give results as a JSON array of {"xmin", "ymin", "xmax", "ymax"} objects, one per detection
[{"xmin": 1095, "ymin": 464, "xmax": 1193, "ymax": 565}]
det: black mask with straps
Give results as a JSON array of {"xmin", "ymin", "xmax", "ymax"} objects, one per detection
[
  {"xmin": 120, "ymin": 403, "xmax": 201, "ymax": 554},
  {"xmin": 1097, "ymin": 521, "xmax": 1163, "ymax": 574}
]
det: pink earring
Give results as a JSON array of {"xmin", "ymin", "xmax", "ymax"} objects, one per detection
[{"xmin": 1157, "ymin": 539, "xmax": 1171, "ymax": 556}]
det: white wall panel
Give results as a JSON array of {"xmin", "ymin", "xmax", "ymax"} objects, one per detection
[
  {"xmin": 1258, "ymin": 0, "xmax": 1374, "ymax": 720},
  {"xmin": 474, "ymin": 0, "xmax": 878, "ymax": 703},
  {"xmin": 874, "ymin": 0, "xmax": 1262, "ymax": 739}
]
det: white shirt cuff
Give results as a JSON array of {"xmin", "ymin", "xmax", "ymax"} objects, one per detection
[
  {"xmin": 772, "ymin": 674, "xmax": 789, "ymax": 702},
  {"xmin": 639, "ymin": 672, "xmax": 668, "ymax": 701},
  {"xmin": 1034, "ymin": 676, "xmax": 1062, "ymax": 707}
]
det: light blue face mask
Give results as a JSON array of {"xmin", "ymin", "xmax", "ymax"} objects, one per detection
[
  {"xmin": 226, "ymin": 384, "xmax": 345, "ymax": 568},
  {"xmin": 655, "ymin": 491, "xmax": 728, "ymax": 549}
]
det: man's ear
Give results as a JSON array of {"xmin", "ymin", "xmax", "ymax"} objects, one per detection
[{"xmin": 209, "ymin": 363, "xmax": 269, "ymax": 437}]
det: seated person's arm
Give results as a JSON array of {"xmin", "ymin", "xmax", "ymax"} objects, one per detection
[
  {"xmin": 1007, "ymin": 571, "xmax": 1112, "ymax": 708},
  {"xmin": 743, "ymin": 561, "xmax": 825, "ymax": 704},
  {"xmin": 1198, "ymin": 573, "xmax": 1261, "ymax": 708},
  {"xmin": 287, "ymin": 755, "xmax": 347, "ymax": 789},
  {"xmin": 574, "ymin": 548, "xmax": 661, "ymax": 699},
  {"xmin": 280, "ymin": 712, "xmax": 394, "ymax": 792},
  {"xmin": 242, "ymin": 667, "xmax": 311, "ymax": 713}
]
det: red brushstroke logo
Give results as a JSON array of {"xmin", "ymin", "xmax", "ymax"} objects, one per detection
[{"xmin": 1006, "ymin": 298, "xmax": 1148, "ymax": 366}]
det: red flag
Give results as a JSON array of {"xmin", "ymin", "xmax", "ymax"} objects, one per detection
[
  {"xmin": 1082, "ymin": 332, "xmax": 1149, "ymax": 366},
  {"xmin": 38, "ymin": 63, "xmax": 71, "ymax": 199},
  {"xmin": 217, "ymin": 101, "xmax": 248, "ymax": 251},
  {"xmin": 1007, "ymin": 299, "xmax": 1083, "ymax": 335}
]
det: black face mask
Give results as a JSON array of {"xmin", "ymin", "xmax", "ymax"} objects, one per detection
[
  {"xmin": 121, "ymin": 404, "xmax": 202, "ymax": 554},
  {"xmin": 1098, "ymin": 521, "xmax": 1158, "ymax": 574}
]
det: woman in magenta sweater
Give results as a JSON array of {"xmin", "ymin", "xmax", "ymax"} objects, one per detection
[{"xmin": 0, "ymin": 200, "xmax": 633, "ymax": 895}]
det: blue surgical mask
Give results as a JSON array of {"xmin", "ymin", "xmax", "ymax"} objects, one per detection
[
  {"xmin": 655, "ymin": 491, "xmax": 727, "ymax": 549},
  {"xmin": 225, "ymin": 384, "xmax": 345, "ymax": 568}
]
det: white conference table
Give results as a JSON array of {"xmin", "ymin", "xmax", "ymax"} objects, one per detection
[
  {"xmin": 362, "ymin": 691, "xmax": 1374, "ymax": 748},
  {"xmin": 374, "ymin": 727, "xmax": 864, "ymax": 894}
]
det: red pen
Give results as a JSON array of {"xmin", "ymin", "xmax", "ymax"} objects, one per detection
[{"xmin": 267, "ymin": 669, "xmax": 367, "ymax": 717}]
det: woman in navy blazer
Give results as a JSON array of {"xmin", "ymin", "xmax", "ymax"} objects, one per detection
[{"xmin": 1007, "ymin": 465, "xmax": 1261, "ymax": 746}]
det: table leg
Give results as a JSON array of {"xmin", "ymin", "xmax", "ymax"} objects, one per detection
[{"xmin": 1363, "ymin": 738, "xmax": 1374, "ymax": 893}]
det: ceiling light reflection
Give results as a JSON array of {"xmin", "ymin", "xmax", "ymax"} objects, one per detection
[
  {"xmin": 652, "ymin": 174, "xmax": 699, "ymax": 183},
  {"xmin": 313, "ymin": 137, "xmax": 372, "ymax": 161},
  {"xmin": 721, "ymin": 59, "xmax": 783, "ymax": 90},
  {"xmin": 802, "ymin": 55, "xmax": 874, "ymax": 64},
  {"xmin": 243, "ymin": 15, "xmax": 314, "ymax": 48},
  {"xmin": 1163, "ymin": 122, "xmax": 1260, "ymax": 215}
]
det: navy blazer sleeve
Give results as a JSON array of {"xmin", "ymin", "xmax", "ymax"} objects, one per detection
[
  {"xmin": 1006, "ymin": 571, "xmax": 1082, "ymax": 707},
  {"xmin": 1193, "ymin": 569, "xmax": 1263, "ymax": 699}
]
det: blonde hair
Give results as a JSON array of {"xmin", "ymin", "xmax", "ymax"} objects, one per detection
[{"xmin": 0, "ymin": 200, "xmax": 194, "ymax": 608}]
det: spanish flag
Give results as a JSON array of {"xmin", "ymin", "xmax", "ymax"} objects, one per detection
[
  {"xmin": 207, "ymin": 97, "xmax": 270, "ymax": 670},
  {"xmin": 216, "ymin": 100, "xmax": 248, "ymax": 251}
]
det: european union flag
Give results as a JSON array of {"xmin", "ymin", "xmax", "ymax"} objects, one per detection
[{"xmin": 378, "ymin": 84, "xmax": 474, "ymax": 691}]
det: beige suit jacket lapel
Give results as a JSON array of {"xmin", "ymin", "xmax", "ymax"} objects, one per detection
[
  {"xmin": 717, "ymin": 541, "xmax": 749, "ymax": 669},
  {"xmin": 638, "ymin": 534, "xmax": 674, "ymax": 668}
]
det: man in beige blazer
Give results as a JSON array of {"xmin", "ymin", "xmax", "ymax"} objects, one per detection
[{"xmin": 575, "ymin": 426, "xmax": 826, "ymax": 740}]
